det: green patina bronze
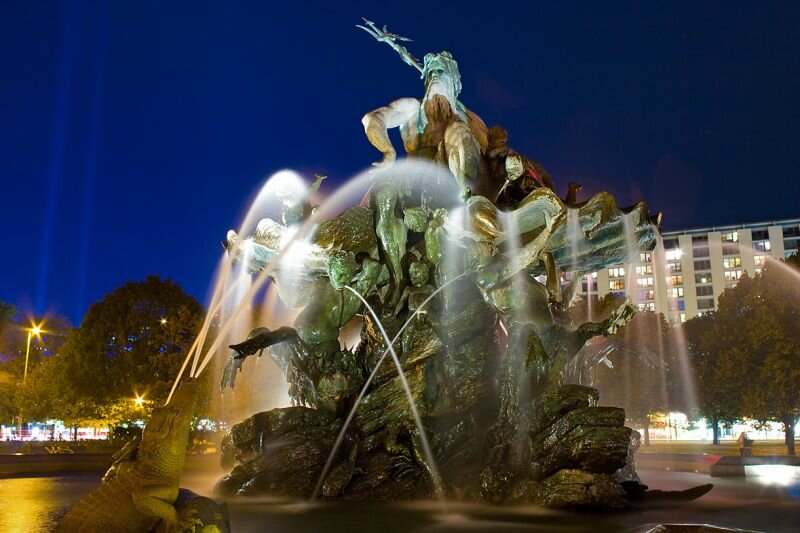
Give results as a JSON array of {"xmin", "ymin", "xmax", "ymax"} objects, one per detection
[
  {"xmin": 56, "ymin": 379, "xmax": 230, "ymax": 532},
  {"xmin": 212, "ymin": 21, "xmax": 690, "ymax": 509}
]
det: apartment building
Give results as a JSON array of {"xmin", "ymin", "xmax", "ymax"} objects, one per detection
[{"xmin": 576, "ymin": 218, "xmax": 800, "ymax": 324}]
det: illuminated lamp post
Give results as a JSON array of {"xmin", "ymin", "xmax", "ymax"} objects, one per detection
[
  {"xmin": 23, "ymin": 324, "xmax": 42, "ymax": 384},
  {"xmin": 17, "ymin": 322, "xmax": 43, "ymax": 440}
]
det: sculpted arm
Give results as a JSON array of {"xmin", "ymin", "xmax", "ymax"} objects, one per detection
[{"xmin": 362, "ymin": 97, "xmax": 419, "ymax": 167}]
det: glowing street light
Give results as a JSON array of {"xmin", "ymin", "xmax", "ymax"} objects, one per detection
[
  {"xmin": 160, "ymin": 317, "xmax": 167, "ymax": 325},
  {"xmin": 23, "ymin": 321, "xmax": 44, "ymax": 384},
  {"xmin": 134, "ymin": 395, "xmax": 145, "ymax": 406}
]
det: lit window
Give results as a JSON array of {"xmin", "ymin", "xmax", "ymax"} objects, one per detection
[
  {"xmin": 754, "ymin": 255, "xmax": 767, "ymax": 267},
  {"xmin": 723, "ymin": 269, "xmax": 743, "ymax": 282},
  {"xmin": 665, "ymin": 249, "xmax": 683, "ymax": 261},
  {"xmin": 753, "ymin": 240, "xmax": 771, "ymax": 252},
  {"xmin": 638, "ymin": 290, "xmax": 654, "ymax": 301},
  {"xmin": 722, "ymin": 231, "xmax": 739, "ymax": 243},
  {"xmin": 636, "ymin": 277, "xmax": 654, "ymax": 288},
  {"xmin": 635, "ymin": 265, "xmax": 653, "ymax": 276},
  {"xmin": 609, "ymin": 280, "xmax": 625, "ymax": 291},
  {"xmin": 679, "ymin": 313, "xmax": 686, "ymax": 323},
  {"xmin": 608, "ymin": 267, "xmax": 625, "ymax": 278},
  {"xmin": 722, "ymin": 257, "xmax": 742, "ymax": 269},
  {"xmin": 670, "ymin": 275, "xmax": 683, "ymax": 286},
  {"xmin": 640, "ymin": 252, "xmax": 652, "ymax": 263},
  {"xmin": 637, "ymin": 302, "xmax": 655, "ymax": 311},
  {"xmin": 670, "ymin": 287, "xmax": 684, "ymax": 298}
]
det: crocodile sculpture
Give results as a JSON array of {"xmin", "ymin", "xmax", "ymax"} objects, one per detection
[{"xmin": 55, "ymin": 378, "xmax": 230, "ymax": 533}]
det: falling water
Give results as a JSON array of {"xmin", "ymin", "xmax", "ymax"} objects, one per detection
[
  {"xmin": 648, "ymin": 235, "xmax": 671, "ymax": 414},
  {"xmin": 312, "ymin": 274, "xmax": 467, "ymax": 501},
  {"xmin": 192, "ymin": 221, "xmax": 325, "ymax": 377},
  {"xmin": 190, "ymin": 255, "xmax": 233, "ymax": 377},
  {"xmin": 342, "ymin": 286, "xmax": 444, "ymax": 498},
  {"xmin": 191, "ymin": 161, "xmax": 461, "ymax": 379},
  {"xmin": 621, "ymin": 212, "xmax": 638, "ymax": 299},
  {"xmin": 166, "ymin": 274, "xmax": 250, "ymax": 404},
  {"xmin": 619, "ymin": 212, "xmax": 639, "ymax": 413},
  {"xmin": 228, "ymin": 240, "xmax": 256, "ymax": 341},
  {"xmin": 192, "ymin": 171, "xmax": 307, "ymax": 376},
  {"xmin": 653, "ymin": 233, "xmax": 698, "ymax": 414},
  {"xmin": 764, "ymin": 254, "xmax": 800, "ymax": 281},
  {"xmin": 565, "ymin": 207, "xmax": 583, "ymax": 310},
  {"xmin": 495, "ymin": 210, "xmax": 537, "ymax": 464},
  {"xmin": 169, "ymin": 171, "xmax": 311, "ymax": 403}
]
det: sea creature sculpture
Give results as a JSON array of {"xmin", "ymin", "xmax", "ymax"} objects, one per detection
[{"xmin": 56, "ymin": 379, "xmax": 230, "ymax": 533}]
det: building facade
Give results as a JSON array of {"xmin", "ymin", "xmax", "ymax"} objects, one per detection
[{"xmin": 576, "ymin": 218, "xmax": 800, "ymax": 324}]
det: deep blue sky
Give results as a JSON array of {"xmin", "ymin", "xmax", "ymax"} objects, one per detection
[{"xmin": 1, "ymin": 1, "xmax": 799, "ymax": 324}]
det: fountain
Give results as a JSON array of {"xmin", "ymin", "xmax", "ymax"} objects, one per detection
[
  {"xmin": 56, "ymin": 19, "xmax": 784, "ymax": 533},
  {"xmin": 203, "ymin": 20, "xmax": 686, "ymax": 510}
]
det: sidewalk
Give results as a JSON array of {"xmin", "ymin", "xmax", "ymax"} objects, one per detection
[{"xmin": 636, "ymin": 449, "xmax": 800, "ymax": 478}]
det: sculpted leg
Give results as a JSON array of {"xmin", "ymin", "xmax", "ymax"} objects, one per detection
[
  {"xmin": 542, "ymin": 252, "xmax": 562, "ymax": 305},
  {"xmin": 133, "ymin": 484, "xmax": 179, "ymax": 528},
  {"xmin": 375, "ymin": 185, "xmax": 407, "ymax": 304},
  {"xmin": 445, "ymin": 120, "xmax": 481, "ymax": 197}
]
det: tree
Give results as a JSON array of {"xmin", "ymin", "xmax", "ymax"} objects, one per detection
[
  {"xmin": 593, "ymin": 311, "xmax": 674, "ymax": 446},
  {"xmin": 15, "ymin": 352, "xmax": 132, "ymax": 439},
  {"xmin": 684, "ymin": 258, "xmax": 800, "ymax": 454},
  {"xmin": 0, "ymin": 301, "xmax": 15, "ymax": 328},
  {"xmin": 17, "ymin": 276, "xmax": 208, "ymax": 431},
  {"xmin": 730, "ymin": 262, "xmax": 800, "ymax": 455},
  {"xmin": 682, "ymin": 312, "xmax": 745, "ymax": 445},
  {"xmin": 786, "ymin": 251, "xmax": 800, "ymax": 270},
  {"xmin": 0, "ymin": 300, "xmax": 17, "ymax": 424},
  {"xmin": 0, "ymin": 306, "xmax": 70, "ymax": 425}
]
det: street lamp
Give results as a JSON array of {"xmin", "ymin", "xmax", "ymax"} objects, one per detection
[
  {"xmin": 18, "ymin": 321, "xmax": 43, "ymax": 440},
  {"xmin": 23, "ymin": 323, "xmax": 43, "ymax": 384},
  {"xmin": 134, "ymin": 395, "xmax": 145, "ymax": 406}
]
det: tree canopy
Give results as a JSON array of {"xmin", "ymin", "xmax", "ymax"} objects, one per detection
[
  {"xmin": 684, "ymin": 256, "xmax": 800, "ymax": 454},
  {"xmin": 15, "ymin": 276, "xmax": 208, "ymax": 429},
  {"xmin": 0, "ymin": 305, "xmax": 70, "ymax": 425}
]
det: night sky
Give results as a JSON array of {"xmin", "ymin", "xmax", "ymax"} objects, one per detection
[{"xmin": 2, "ymin": 1, "xmax": 799, "ymax": 325}]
